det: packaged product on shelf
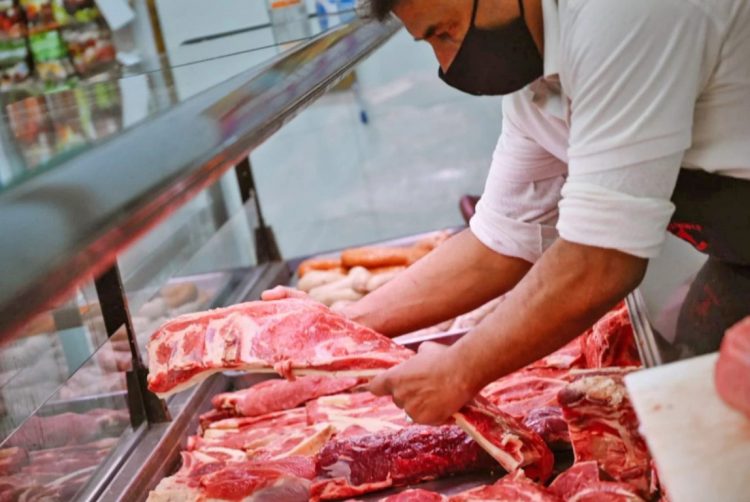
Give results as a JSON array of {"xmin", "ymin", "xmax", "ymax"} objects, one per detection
[
  {"xmin": 61, "ymin": 21, "xmax": 116, "ymax": 77},
  {"xmin": 19, "ymin": 0, "xmax": 56, "ymax": 33},
  {"xmin": 46, "ymin": 86, "xmax": 89, "ymax": 151},
  {"xmin": 28, "ymin": 28, "xmax": 75, "ymax": 85},
  {"xmin": 0, "ymin": 0, "xmax": 27, "ymax": 39},
  {"xmin": 54, "ymin": 0, "xmax": 99, "ymax": 25},
  {"xmin": 5, "ymin": 93, "xmax": 56, "ymax": 167},
  {"xmin": 0, "ymin": 37, "xmax": 30, "ymax": 90},
  {"xmin": 89, "ymin": 79, "xmax": 121, "ymax": 138}
]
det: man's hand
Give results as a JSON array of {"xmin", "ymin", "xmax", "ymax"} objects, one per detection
[
  {"xmin": 368, "ymin": 342, "xmax": 476, "ymax": 425},
  {"xmin": 260, "ymin": 286, "xmax": 309, "ymax": 301}
]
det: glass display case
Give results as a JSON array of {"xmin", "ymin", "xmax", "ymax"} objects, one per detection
[{"xmin": 0, "ymin": 16, "xmax": 400, "ymax": 500}]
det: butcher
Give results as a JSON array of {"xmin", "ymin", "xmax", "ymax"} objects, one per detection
[{"xmin": 267, "ymin": 0, "xmax": 750, "ymax": 425}]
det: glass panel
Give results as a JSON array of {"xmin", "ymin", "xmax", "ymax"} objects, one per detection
[
  {"xmin": 0, "ymin": 6, "xmax": 358, "ymax": 190},
  {"xmin": 0, "ymin": 287, "xmax": 114, "ymax": 438},
  {"xmin": 118, "ymin": 176, "xmax": 259, "ymax": 360},
  {"xmin": 0, "ymin": 327, "xmax": 132, "ymax": 501}
]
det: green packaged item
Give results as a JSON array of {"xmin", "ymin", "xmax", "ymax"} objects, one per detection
[
  {"xmin": 53, "ymin": 0, "xmax": 99, "ymax": 25},
  {"xmin": 29, "ymin": 29, "xmax": 66, "ymax": 61},
  {"xmin": 29, "ymin": 30, "xmax": 75, "ymax": 83}
]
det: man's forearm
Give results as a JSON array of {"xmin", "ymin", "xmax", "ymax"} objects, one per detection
[
  {"xmin": 451, "ymin": 239, "xmax": 648, "ymax": 393},
  {"xmin": 343, "ymin": 229, "xmax": 532, "ymax": 336}
]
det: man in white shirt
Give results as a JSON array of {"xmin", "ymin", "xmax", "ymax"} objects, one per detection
[{"xmin": 268, "ymin": 0, "xmax": 750, "ymax": 425}]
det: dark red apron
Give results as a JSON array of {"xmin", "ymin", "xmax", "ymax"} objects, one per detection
[{"xmin": 668, "ymin": 169, "xmax": 750, "ymax": 358}]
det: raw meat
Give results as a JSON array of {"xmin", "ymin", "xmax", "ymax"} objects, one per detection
[
  {"xmin": 453, "ymin": 397, "xmax": 554, "ymax": 482},
  {"xmin": 379, "ymin": 489, "xmax": 447, "ymax": 502},
  {"xmin": 211, "ymin": 376, "xmax": 361, "ymax": 418},
  {"xmin": 306, "ymin": 392, "xmax": 409, "ymax": 437},
  {"xmin": 448, "ymin": 471, "xmax": 560, "ymax": 501},
  {"xmin": 715, "ymin": 316, "xmax": 750, "ymax": 418},
  {"xmin": 7, "ymin": 408, "xmax": 130, "ymax": 449},
  {"xmin": 198, "ymin": 409, "xmax": 238, "ymax": 431},
  {"xmin": 558, "ymin": 369, "xmax": 652, "ymax": 496},
  {"xmin": 0, "ymin": 438, "xmax": 117, "ymax": 502},
  {"xmin": 147, "ymin": 299, "xmax": 413, "ymax": 397},
  {"xmin": 147, "ymin": 451, "xmax": 315, "ymax": 502},
  {"xmin": 311, "ymin": 425, "xmax": 496, "ymax": 500},
  {"xmin": 529, "ymin": 338, "xmax": 585, "ymax": 371},
  {"xmin": 581, "ymin": 303, "xmax": 641, "ymax": 369},
  {"xmin": 190, "ymin": 408, "xmax": 334, "ymax": 460},
  {"xmin": 202, "ymin": 407, "xmax": 308, "ymax": 433},
  {"xmin": 549, "ymin": 461, "xmax": 646, "ymax": 502},
  {"xmin": 0, "ymin": 447, "xmax": 29, "ymax": 475},
  {"xmin": 481, "ymin": 368, "xmax": 570, "ymax": 445}
]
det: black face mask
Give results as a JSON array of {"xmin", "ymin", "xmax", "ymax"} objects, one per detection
[{"xmin": 439, "ymin": 0, "xmax": 544, "ymax": 96}]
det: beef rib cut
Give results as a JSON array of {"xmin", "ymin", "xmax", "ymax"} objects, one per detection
[
  {"xmin": 558, "ymin": 369, "xmax": 652, "ymax": 496},
  {"xmin": 480, "ymin": 367, "xmax": 570, "ymax": 446},
  {"xmin": 147, "ymin": 299, "xmax": 412, "ymax": 396},
  {"xmin": 211, "ymin": 376, "xmax": 361, "ymax": 418},
  {"xmin": 581, "ymin": 303, "xmax": 641, "ymax": 369},
  {"xmin": 549, "ymin": 461, "xmax": 645, "ymax": 502},
  {"xmin": 306, "ymin": 392, "xmax": 409, "ymax": 437},
  {"xmin": 147, "ymin": 450, "xmax": 315, "ymax": 502},
  {"xmin": 453, "ymin": 397, "xmax": 554, "ymax": 483},
  {"xmin": 191, "ymin": 408, "xmax": 333, "ymax": 460}
]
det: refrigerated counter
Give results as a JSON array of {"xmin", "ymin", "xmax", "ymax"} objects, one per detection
[
  {"xmin": 0, "ymin": 16, "xmax": 401, "ymax": 501},
  {"xmin": 0, "ymin": 7, "xmax": 746, "ymax": 501}
]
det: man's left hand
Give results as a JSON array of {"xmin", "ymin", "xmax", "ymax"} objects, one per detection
[{"xmin": 368, "ymin": 342, "xmax": 476, "ymax": 425}]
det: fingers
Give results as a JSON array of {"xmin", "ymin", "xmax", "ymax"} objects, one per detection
[
  {"xmin": 260, "ymin": 286, "xmax": 287, "ymax": 301},
  {"xmin": 367, "ymin": 371, "xmax": 391, "ymax": 396},
  {"xmin": 417, "ymin": 341, "xmax": 447, "ymax": 355},
  {"xmin": 261, "ymin": 286, "xmax": 308, "ymax": 301}
]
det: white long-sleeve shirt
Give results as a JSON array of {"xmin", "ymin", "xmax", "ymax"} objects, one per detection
[{"xmin": 471, "ymin": 0, "xmax": 750, "ymax": 263}]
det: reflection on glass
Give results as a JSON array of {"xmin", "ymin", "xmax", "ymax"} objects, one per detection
[
  {"xmin": 0, "ymin": 325, "xmax": 132, "ymax": 500},
  {"xmin": 2, "ymin": 78, "xmax": 122, "ymax": 173}
]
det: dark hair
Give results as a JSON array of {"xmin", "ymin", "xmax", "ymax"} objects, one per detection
[{"xmin": 363, "ymin": 0, "xmax": 401, "ymax": 21}]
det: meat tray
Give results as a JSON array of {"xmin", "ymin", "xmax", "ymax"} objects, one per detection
[{"xmin": 104, "ymin": 328, "xmax": 574, "ymax": 502}]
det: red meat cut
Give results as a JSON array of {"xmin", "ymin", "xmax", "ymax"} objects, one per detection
[
  {"xmin": 211, "ymin": 375, "xmax": 361, "ymax": 418},
  {"xmin": 379, "ymin": 489, "xmax": 448, "ymax": 501},
  {"xmin": 448, "ymin": 471, "xmax": 560, "ymax": 501},
  {"xmin": 454, "ymin": 397, "xmax": 554, "ymax": 483},
  {"xmin": 377, "ymin": 472, "xmax": 560, "ymax": 502},
  {"xmin": 715, "ymin": 316, "xmax": 750, "ymax": 419},
  {"xmin": 558, "ymin": 369, "xmax": 652, "ymax": 496},
  {"xmin": 549, "ymin": 461, "xmax": 646, "ymax": 502},
  {"xmin": 147, "ymin": 450, "xmax": 315, "ymax": 502},
  {"xmin": 481, "ymin": 367, "xmax": 570, "ymax": 446},
  {"xmin": 7, "ymin": 408, "xmax": 130, "ymax": 450},
  {"xmin": 306, "ymin": 392, "xmax": 410, "ymax": 437},
  {"xmin": 528, "ymin": 337, "xmax": 585, "ymax": 371},
  {"xmin": 311, "ymin": 425, "xmax": 497, "ymax": 500},
  {"xmin": 190, "ymin": 407, "xmax": 334, "ymax": 460},
  {"xmin": 0, "ymin": 447, "xmax": 29, "ymax": 475},
  {"xmin": 581, "ymin": 303, "xmax": 641, "ymax": 369},
  {"xmin": 147, "ymin": 299, "xmax": 413, "ymax": 396}
]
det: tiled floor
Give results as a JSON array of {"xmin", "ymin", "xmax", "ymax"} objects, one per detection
[{"xmin": 250, "ymin": 30, "xmax": 504, "ymax": 258}]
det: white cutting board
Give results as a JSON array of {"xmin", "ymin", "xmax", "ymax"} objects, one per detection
[{"xmin": 625, "ymin": 354, "xmax": 750, "ymax": 502}]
